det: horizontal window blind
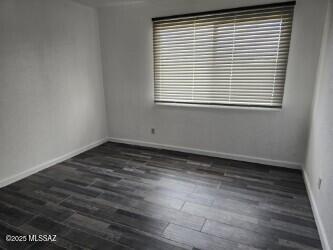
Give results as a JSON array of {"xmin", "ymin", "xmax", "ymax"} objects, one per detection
[{"xmin": 153, "ymin": 2, "xmax": 295, "ymax": 108}]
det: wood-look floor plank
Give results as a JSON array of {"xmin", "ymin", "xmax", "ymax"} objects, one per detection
[
  {"xmin": 163, "ymin": 223, "xmax": 253, "ymax": 250},
  {"xmin": 0, "ymin": 142, "xmax": 322, "ymax": 250}
]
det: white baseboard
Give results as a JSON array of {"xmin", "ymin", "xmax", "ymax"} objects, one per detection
[
  {"xmin": 108, "ymin": 137, "xmax": 301, "ymax": 169},
  {"xmin": 303, "ymin": 170, "xmax": 331, "ymax": 250},
  {"xmin": 0, "ymin": 137, "xmax": 108, "ymax": 188}
]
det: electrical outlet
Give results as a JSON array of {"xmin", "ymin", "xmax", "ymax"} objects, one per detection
[
  {"xmin": 318, "ymin": 178, "xmax": 322, "ymax": 190},
  {"xmin": 151, "ymin": 128, "xmax": 155, "ymax": 135}
]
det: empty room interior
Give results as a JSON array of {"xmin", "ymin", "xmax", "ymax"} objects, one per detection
[{"xmin": 1, "ymin": 0, "xmax": 333, "ymax": 249}]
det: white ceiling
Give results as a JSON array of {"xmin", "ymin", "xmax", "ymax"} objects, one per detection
[
  {"xmin": 72, "ymin": 0, "xmax": 284, "ymax": 8},
  {"xmin": 71, "ymin": 0, "xmax": 148, "ymax": 7}
]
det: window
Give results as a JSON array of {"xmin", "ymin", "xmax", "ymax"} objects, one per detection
[{"xmin": 153, "ymin": 2, "xmax": 295, "ymax": 108}]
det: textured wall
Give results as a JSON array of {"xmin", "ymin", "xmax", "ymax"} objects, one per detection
[
  {"xmin": 304, "ymin": 0, "xmax": 333, "ymax": 248},
  {"xmin": 0, "ymin": 0, "xmax": 108, "ymax": 183}
]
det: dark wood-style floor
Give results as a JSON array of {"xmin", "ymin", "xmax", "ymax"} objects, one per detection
[{"xmin": 0, "ymin": 142, "xmax": 321, "ymax": 250}]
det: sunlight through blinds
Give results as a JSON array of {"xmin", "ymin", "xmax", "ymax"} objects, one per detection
[{"xmin": 153, "ymin": 2, "xmax": 295, "ymax": 108}]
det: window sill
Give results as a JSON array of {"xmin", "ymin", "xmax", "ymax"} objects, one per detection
[{"xmin": 154, "ymin": 102, "xmax": 282, "ymax": 111}]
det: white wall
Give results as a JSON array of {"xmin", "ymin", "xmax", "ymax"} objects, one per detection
[
  {"xmin": 304, "ymin": 0, "xmax": 333, "ymax": 249},
  {"xmin": 99, "ymin": 0, "xmax": 327, "ymax": 168},
  {"xmin": 0, "ymin": 0, "xmax": 108, "ymax": 185}
]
